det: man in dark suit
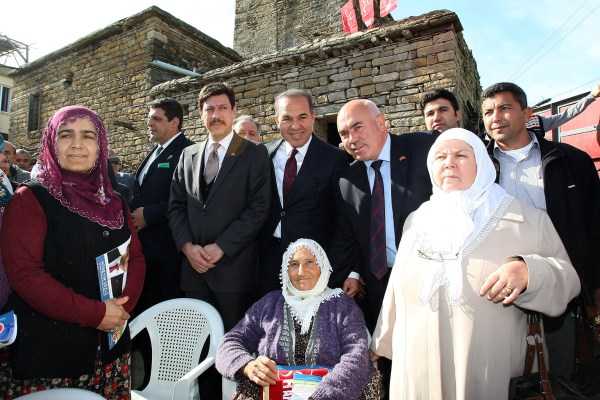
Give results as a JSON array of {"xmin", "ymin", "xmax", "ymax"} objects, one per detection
[
  {"xmin": 330, "ymin": 99, "xmax": 436, "ymax": 331},
  {"xmin": 168, "ymin": 82, "xmax": 271, "ymax": 330},
  {"xmin": 260, "ymin": 89, "xmax": 347, "ymax": 295},
  {"xmin": 131, "ymin": 98, "xmax": 193, "ymax": 310}
]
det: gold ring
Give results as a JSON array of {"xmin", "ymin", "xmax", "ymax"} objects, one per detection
[{"xmin": 503, "ymin": 286, "xmax": 514, "ymax": 296}]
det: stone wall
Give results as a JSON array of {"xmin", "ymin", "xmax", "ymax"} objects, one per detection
[
  {"xmin": 234, "ymin": 0, "xmax": 345, "ymax": 58},
  {"xmin": 154, "ymin": 10, "xmax": 481, "ymax": 146},
  {"xmin": 8, "ymin": 7, "xmax": 240, "ymax": 170}
]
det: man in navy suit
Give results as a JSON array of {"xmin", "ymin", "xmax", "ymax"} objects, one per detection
[
  {"xmin": 131, "ymin": 98, "xmax": 193, "ymax": 310},
  {"xmin": 260, "ymin": 89, "xmax": 347, "ymax": 295},
  {"xmin": 330, "ymin": 99, "xmax": 435, "ymax": 330}
]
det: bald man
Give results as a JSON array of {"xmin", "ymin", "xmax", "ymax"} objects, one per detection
[{"xmin": 329, "ymin": 99, "xmax": 436, "ymax": 331}]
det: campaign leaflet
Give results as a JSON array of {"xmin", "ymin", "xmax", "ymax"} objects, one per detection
[
  {"xmin": 260, "ymin": 365, "xmax": 330, "ymax": 400},
  {"xmin": 0, "ymin": 310, "xmax": 17, "ymax": 348},
  {"xmin": 95, "ymin": 236, "xmax": 131, "ymax": 350}
]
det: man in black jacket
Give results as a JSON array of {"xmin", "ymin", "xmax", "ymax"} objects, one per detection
[
  {"xmin": 131, "ymin": 98, "xmax": 193, "ymax": 310},
  {"xmin": 482, "ymin": 82, "xmax": 600, "ymax": 381},
  {"xmin": 260, "ymin": 89, "xmax": 347, "ymax": 295},
  {"xmin": 329, "ymin": 99, "xmax": 436, "ymax": 330}
]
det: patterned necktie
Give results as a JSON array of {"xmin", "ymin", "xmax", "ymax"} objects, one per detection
[
  {"xmin": 282, "ymin": 148, "xmax": 298, "ymax": 202},
  {"xmin": 369, "ymin": 160, "xmax": 387, "ymax": 280},
  {"xmin": 203, "ymin": 143, "xmax": 220, "ymax": 184},
  {"xmin": 155, "ymin": 145, "xmax": 164, "ymax": 157}
]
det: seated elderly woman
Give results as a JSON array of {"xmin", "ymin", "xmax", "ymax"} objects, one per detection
[
  {"xmin": 0, "ymin": 106, "xmax": 145, "ymax": 398},
  {"xmin": 372, "ymin": 128, "xmax": 581, "ymax": 400},
  {"xmin": 216, "ymin": 238, "xmax": 380, "ymax": 400}
]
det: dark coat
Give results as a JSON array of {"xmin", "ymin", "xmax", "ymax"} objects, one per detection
[
  {"xmin": 131, "ymin": 133, "xmax": 193, "ymax": 261},
  {"xmin": 168, "ymin": 134, "xmax": 271, "ymax": 293},
  {"xmin": 329, "ymin": 132, "xmax": 436, "ymax": 288},
  {"xmin": 262, "ymin": 135, "xmax": 348, "ymax": 250},
  {"xmin": 488, "ymin": 135, "xmax": 600, "ymax": 292}
]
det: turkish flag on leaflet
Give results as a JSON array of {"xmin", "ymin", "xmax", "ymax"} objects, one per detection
[
  {"xmin": 380, "ymin": 0, "xmax": 398, "ymax": 17},
  {"xmin": 359, "ymin": 0, "xmax": 375, "ymax": 27},
  {"xmin": 341, "ymin": 0, "xmax": 359, "ymax": 33}
]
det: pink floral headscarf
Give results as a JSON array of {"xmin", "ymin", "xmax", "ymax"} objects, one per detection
[{"xmin": 37, "ymin": 105, "xmax": 124, "ymax": 229}]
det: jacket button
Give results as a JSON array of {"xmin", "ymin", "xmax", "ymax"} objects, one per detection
[
  {"xmin": 280, "ymin": 211, "xmax": 286, "ymax": 217},
  {"xmin": 102, "ymin": 230, "xmax": 110, "ymax": 238}
]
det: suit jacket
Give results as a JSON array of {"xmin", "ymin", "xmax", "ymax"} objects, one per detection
[
  {"xmin": 329, "ymin": 132, "xmax": 436, "ymax": 287},
  {"xmin": 262, "ymin": 135, "xmax": 348, "ymax": 250},
  {"xmin": 131, "ymin": 133, "xmax": 193, "ymax": 261},
  {"xmin": 168, "ymin": 134, "xmax": 271, "ymax": 292}
]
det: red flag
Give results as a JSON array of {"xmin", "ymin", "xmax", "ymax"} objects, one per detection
[
  {"xmin": 359, "ymin": 0, "xmax": 375, "ymax": 27},
  {"xmin": 341, "ymin": 0, "xmax": 359, "ymax": 33},
  {"xmin": 380, "ymin": 0, "xmax": 398, "ymax": 17}
]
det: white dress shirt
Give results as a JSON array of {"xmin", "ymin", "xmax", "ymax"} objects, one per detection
[
  {"xmin": 138, "ymin": 132, "xmax": 183, "ymax": 185},
  {"xmin": 272, "ymin": 136, "xmax": 313, "ymax": 238},
  {"xmin": 493, "ymin": 133, "xmax": 546, "ymax": 210},
  {"xmin": 350, "ymin": 134, "xmax": 397, "ymax": 280},
  {"xmin": 204, "ymin": 131, "xmax": 235, "ymax": 178}
]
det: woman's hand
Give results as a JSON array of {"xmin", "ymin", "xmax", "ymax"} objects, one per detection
[
  {"xmin": 243, "ymin": 355, "xmax": 278, "ymax": 386},
  {"xmin": 97, "ymin": 296, "xmax": 130, "ymax": 332},
  {"xmin": 480, "ymin": 258, "xmax": 528, "ymax": 305}
]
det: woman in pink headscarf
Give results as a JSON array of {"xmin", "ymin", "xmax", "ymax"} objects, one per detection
[{"xmin": 0, "ymin": 106, "xmax": 145, "ymax": 399}]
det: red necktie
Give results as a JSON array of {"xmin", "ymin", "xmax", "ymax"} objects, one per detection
[{"xmin": 283, "ymin": 148, "xmax": 298, "ymax": 203}]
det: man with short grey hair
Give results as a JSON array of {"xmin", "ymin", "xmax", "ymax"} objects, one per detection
[{"xmin": 233, "ymin": 115, "xmax": 261, "ymax": 144}]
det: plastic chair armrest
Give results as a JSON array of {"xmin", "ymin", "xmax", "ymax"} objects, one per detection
[{"xmin": 171, "ymin": 356, "xmax": 215, "ymax": 399}]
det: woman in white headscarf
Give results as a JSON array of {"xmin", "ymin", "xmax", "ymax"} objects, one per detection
[
  {"xmin": 371, "ymin": 128, "xmax": 580, "ymax": 400},
  {"xmin": 216, "ymin": 238, "xmax": 381, "ymax": 400}
]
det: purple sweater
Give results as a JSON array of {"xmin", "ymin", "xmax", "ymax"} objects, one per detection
[{"xmin": 216, "ymin": 291, "xmax": 372, "ymax": 400}]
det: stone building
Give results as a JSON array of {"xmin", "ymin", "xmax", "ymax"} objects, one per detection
[
  {"xmin": 153, "ymin": 8, "xmax": 480, "ymax": 146},
  {"xmin": 8, "ymin": 6, "xmax": 241, "ymax": 168}
]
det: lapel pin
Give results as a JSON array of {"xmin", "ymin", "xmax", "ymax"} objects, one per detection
[{"xmin": 167, "ymin": 154, "xmax": 173, "ymax": 160}]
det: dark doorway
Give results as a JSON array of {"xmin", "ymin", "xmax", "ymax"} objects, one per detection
[{"xmin": 327, "ymin": 122, "xmax": 341, "ymax": 147}]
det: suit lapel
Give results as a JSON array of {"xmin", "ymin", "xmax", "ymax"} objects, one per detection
[
  {"xmin": 390, "ymin": 135, "xmax": 409, "ymax": 246},
  {"xmin": 285, "ymin": 136, "xmax": 318, "ymax": 207},
  {"xmin": 192, "ymin": 140, "xmax": 207, "ymax": 201},
  {"xmin": 206, "ymin": 134, "xmax": 245, "ymax": 204},
  {"xmin": 268, "ymin": 139, "xmax": 284, "ymax": 209},
  {"xmin": 135, "ymin": 144, "xmax": 157, "ymax": 181},
  {"xmin": 350, "ymin": 161, "xmax": 371, "ymax": 252}
]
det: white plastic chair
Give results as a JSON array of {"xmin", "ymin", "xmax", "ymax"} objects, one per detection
[
  {"xmin": 15, "ymin": 388, "xmax": 105, "ymax": 399},
  {"xmin": 129, "ymin": 298, "xmax": 224, "ymax": 400}
]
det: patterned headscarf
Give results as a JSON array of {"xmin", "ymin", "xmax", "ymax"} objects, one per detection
[
  {"xmin": 37, "ymin": 105, "xmax": 123, "ymax": 229},
  {"xmin": 280, "ymin": 239, "xmax": 343, "ymax": 334}
]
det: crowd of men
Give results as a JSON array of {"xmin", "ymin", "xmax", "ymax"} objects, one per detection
[{"xmin": 108, "ymin": 80, "xmax": 599, "ymax": 397}]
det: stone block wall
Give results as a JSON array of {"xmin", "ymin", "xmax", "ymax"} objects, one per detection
[
  {"xmin": 154, "ymin": 10, "xmax": 481, "ymax": 146},
  {"xmin": 234, "ymin": 0, "xmax": 345, "ymax": 58},
  {"xmin": 8, "ymin": 7, "xmax": 240, "ymax": 170}
]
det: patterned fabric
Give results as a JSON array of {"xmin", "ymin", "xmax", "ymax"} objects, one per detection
[
  {"xmin": 36, "ymin": 105, "xmax": 124, "ymax": 229},
  {"xmin": 233, "ymin": 319, "xmax": 381, "ymax": 400},
  {"xmin": 0, "ymin": 349, "xmax": 131, "ymax": 400},
  {"xmin": 282, "ymin": 148, "xmax": 298, "ymax": 203},
  {"xmin": 203, "ymin": 143, "xmax": 220, "ymax": 184},
  {"xmin": 369, "ymin": 160, "xmax": 387, "ymax": 280}
]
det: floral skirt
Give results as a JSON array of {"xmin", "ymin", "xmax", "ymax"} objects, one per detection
[{"xmin": 0, "ymin": 349, "xmax": 131, "ymax": 400}]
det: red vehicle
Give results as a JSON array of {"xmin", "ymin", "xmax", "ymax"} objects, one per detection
[{"xmin": 533, "ymin": 92, "xmax": 600, "ymax": 174}]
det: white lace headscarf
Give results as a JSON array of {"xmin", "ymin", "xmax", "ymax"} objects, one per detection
[
  {"xmin": 280, "ymin": 238, "xmax": 344, "ymax": 334},
  {"xmin": 405, "ymin": 128, "xmax": 512, "ymax": 306}
]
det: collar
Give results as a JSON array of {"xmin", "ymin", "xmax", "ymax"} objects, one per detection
[
  {"xmin": 493, "ymin": 132, "xmax": 539, "ymax": 157},
  {"xmin": 207, "ymin": 130, "xmax": 235, "ymax": 151},
  {"xmin": 364, "ymin": 133, "xmax": 391, "ymax": 168},
  {"xmin": 158, "ymin": 131, "xmax": 183, "ymax": 151},
  {"xmin": 284, "ymin": 135, "xmax": 312, "ymax": 158}
]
